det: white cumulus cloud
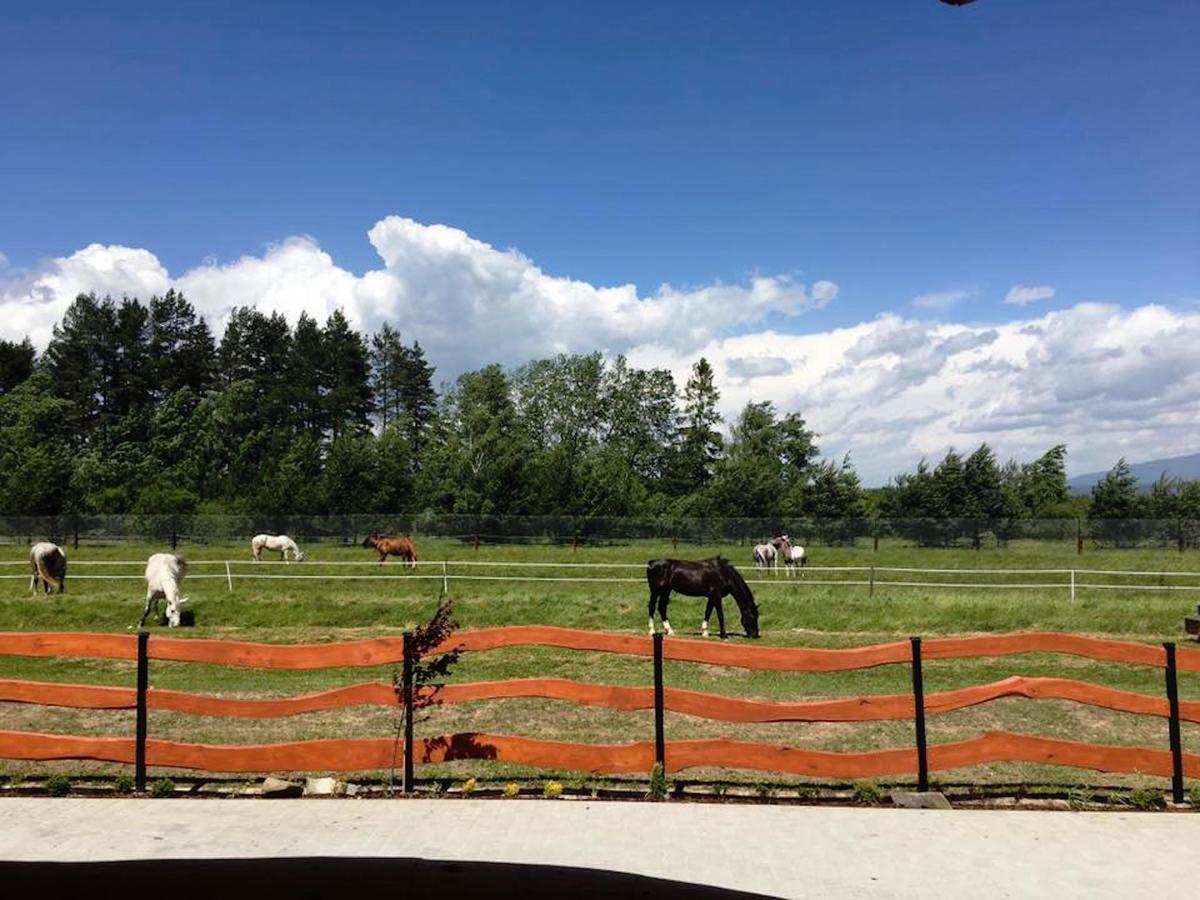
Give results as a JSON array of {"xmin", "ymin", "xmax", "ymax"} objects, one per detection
[
  {"xmin": 1, "ymin": 218, "xmax": 1195, "ymax": 486},
  {"xmin": 626, "ymin": 305, "xmax": 1200, "ymax": 485},
  {"xmin": 1004, "ymin": 284, "xmax": 1056, "ymax": 305},
  {"xmin": 912, "ymin": 289, "xmax": 973, "ymax": 311},
  {"xmin": 0, "ymin": 216, "xmax": 835, "ymax": 379}
]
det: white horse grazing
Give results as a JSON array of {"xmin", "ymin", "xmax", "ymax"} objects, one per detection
[
  {"xmin": 777, "ymin": 536, "xmax": 807, "ymax": 577},
  {"xmin": 140, "ymin": 553, "xmax": 189, "ymax": 628},
  {"xmin": 251, "ymin": 534, "xmax": 304, "ymax": 563},
  {"xmin": 30, "ymin": 542, "xmax": 67, "ymax": 594},
  {"xmin": 752, "ymin": 542, "xmax": 777, "ymax": 570}
]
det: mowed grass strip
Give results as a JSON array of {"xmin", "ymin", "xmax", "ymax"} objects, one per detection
[{"xmin": 2, "ymin": 539, "xmax": 1199, "ymax": 786}]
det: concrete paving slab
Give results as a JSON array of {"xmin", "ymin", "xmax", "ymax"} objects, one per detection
[{"xmin": 1, "ymin": 798, "xmax": 1197, "ymax": 899}]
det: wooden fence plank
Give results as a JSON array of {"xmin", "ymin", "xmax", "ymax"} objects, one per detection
[
  {"xmin": 923, "ymin": 633, "xmax": 1168, "ymax": 668},
  {"xmin": 4, "ymin": 728, "xmax": 1199, "ymax": 779},
  {"xmin": 0, "ymin": 730, "xmax": 135, "ymax": 763},
  {"xmin": 148, "ymin": 635, "xmax": 407, "ymax": 668},
  {"xmin": 436, "ymin": 627, "xmax": 913, "ymax": 671},
  {"xmin": 8, "ymin": 627, "xmax": 1194, "ymax": 673},
  {"xmin": 926, "ymin": 730, "xmax": 1200, "ymax": 779},
  {"xmin": 6, "ymin": 674, "xmax": 1198, "ymax": 725},
  {"xmin": 0, "ymin": 632, "xmax": 137, "ymax": 661},
  {"xmin": 0, "ymin": 680, "xmax": 135, "ymax": 709}
]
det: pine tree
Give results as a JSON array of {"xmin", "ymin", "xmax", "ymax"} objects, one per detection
[
  {"xmin": 148, "ymin": 290, "xmax": 215, "ymax": 400},
  {"xmin": 369, "ymin": 323, "xmax": 405, "ymax": 430},
  {"xmin": 678, "ymin": 358, "xmax": 723, "ymax": 489},
  {"xmin": 321, "ymin": 309, "xmax": 373, "ymax": 439},
  {"xmin": 1089, "ymin": 458, "xmax": 1141, "ymax": 519},
  {"xmin": 396, "ymin": 339, "xmax": 436, "ymax": 455},
  {"xmin": 288, "ymin": 313, "xmax": 325, "ymax": 433},
  {"xmin": 42, "ymin": 293, "xmax": 120, "ymax": 436}
]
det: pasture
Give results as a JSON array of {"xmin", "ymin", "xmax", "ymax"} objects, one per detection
[{"xmin": 2, "ymin": 537, "xmax": 1200, "ymax": 795}]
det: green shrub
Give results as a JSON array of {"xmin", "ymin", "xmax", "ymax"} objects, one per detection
[
  {"xmin": 113, "ymin": 775, "xmax": 135, "ymax": 795},
  {"xmin": 1188, "ymin": 783, "xmax": 1200, "ymax": 806},
  {"xmin": 45, "ymin": 775, "xmax": 71, "ymax": 797},
  {"xmin": 150, "ymin": 778, "xmax": 175, "ymax": 798},
  {"xmin": 851, "ymin": 781, "xmax": 885, "ymax": 805},
  {"xmin": 543, "ymin": 781, "xmax": 563, "ymax": 799},
  {"xmin": 754, "ymin": 782, "xmax": 776, "ymax": 799},
  {"xmin": 503, "ymin": 782, "xmax": 520, "ymax": 798},
  {"xmin": 646, "ymin": 763, "xmax": 669, "ymax": 801},
  {"xmin": 461, "ymin": 777, "xmax": 477, "ymax": 796}
]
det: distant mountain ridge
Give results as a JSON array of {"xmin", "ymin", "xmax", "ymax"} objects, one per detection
[{"xmin": 1068, "ymin": 452, "xmax": 1200, "ymax": 495}]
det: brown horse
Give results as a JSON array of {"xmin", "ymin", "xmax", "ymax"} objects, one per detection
[{"xmin": 362, "ymin": 533, "xmax": 418, "ymax": 567}]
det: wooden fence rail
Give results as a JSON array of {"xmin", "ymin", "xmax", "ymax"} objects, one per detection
[
  {"xmin": 5, "ymin": 673, "xmax": 1200, "ymax": 724},
  {"xmin": 0, "ymin": 627, "xmax": 1195, "ymax": 798},
  {"xmin": 2, "ymin": 626, "xmax": 1197, "ymax": 670}
]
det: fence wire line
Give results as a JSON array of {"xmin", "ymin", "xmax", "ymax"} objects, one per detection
[
  {"xmin": 7, "ymin": 557, "xmax": 1200, "ymax": 576},
  {"xmin": 6, "ymin": 567, "xmax": 1200, "ymax": 593}
]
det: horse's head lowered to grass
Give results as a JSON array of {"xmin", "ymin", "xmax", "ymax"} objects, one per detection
[{"xmin": 716, "ymin": 557, "xmax": 759, "ymax": 639}]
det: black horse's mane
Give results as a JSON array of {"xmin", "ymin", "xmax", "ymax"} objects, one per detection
[{"xmin": 713, "ymin": 556, "xmax": 756, "ymax": 612}]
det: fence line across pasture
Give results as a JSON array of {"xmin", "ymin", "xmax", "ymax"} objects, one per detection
[
  {"xmin": 0, "ymin": 627, "xmax": 1195, "ymax": 796},
  {"xmin": 7, "ymin": 557, "xmax": 1200, "ymax": 598}
]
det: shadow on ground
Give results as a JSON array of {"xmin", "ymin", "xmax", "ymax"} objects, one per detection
[{"xmin": 1, "ymin": 856, "xmax": 775, "ymax": 900}]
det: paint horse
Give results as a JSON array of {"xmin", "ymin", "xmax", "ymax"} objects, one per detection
[
  {"xmin": 251, "ymin": 533, "xmax": 304, "ymax": 563},
  {"xmin": 752, "ymin": 541, "xmax": 777, "ymax": 571},
  {"xmin": 30, "ymin": 542, "xmax": 67, "ymax": 594},
  {"xmin": 362, "ymin": 533, "xmax": 418, "ymax": 567},
  {"xmin": 775, "ymin": 534, "xmax": 807, "ymax": 577},
  {"xmin": 646, "ymin": 557, "xmax": 759, "ymax": 640}
]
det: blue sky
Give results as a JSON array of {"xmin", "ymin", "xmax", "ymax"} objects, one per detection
[{"xmin": 1, "ymin": 1, "xmax": 1197, "ymax": 483}]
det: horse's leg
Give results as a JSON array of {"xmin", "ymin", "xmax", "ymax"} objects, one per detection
[
  {"xmin": 713, "ymin": 595, "xmax": 727, "ymax": 639},
  {"xmin": 702, "ymin": 597, "xmax": 715, "ymax": 638},
  {"xmin": 137, "ymin": 596, "xmax": 155, "ymax": 629},
  {"xmin": 647, "ymin": 589, "xmax": 658, "ymax": 636},
  {"xmin": 660, "ymin": 593, "xmax": 673, "ymax": 637}
]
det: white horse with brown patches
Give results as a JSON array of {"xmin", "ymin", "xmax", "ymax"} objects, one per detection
[{"xmin": 30, "ymin": 542, "xmax": 67, "ymax": 594}]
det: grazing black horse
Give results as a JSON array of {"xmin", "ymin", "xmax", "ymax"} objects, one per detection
[{"xmin": 646, "ymin": 557, "xmax": 759, "ymax": 640}]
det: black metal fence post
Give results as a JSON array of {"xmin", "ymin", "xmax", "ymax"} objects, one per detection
[
  {"xmin": 653, "ymin": 633, "xmax": 665, "ymax": 771},
  {"xmin": 135, "ymin": 631, "xmax": 149, "ymax": 792},
  {"xmin": 402, "ymin": 631, "xmax": 415, "ymax": 793},
  {"xmin": 910, "ymin": 636, "xmax": 928, "ymax": 792},
  {"xmin": 1164, "ymin": 642, "xmax": 1184, "ymax": 804}
]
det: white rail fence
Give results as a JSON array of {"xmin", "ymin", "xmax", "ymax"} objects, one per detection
[{"xmin": 6, "ymin": 558, "xmax": 1200, "ymax": 598}]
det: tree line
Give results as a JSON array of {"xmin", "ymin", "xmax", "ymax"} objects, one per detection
[{"xmin": 1, "ymin": 292, "xmax": 1197, "ymax": 523}]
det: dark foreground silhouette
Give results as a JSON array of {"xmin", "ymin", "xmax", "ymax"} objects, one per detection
[{"xmin": 1, "ymin": 857, "xmax": 776, "ymax": 900}]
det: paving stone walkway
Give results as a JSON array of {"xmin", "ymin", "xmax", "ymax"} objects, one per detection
[{"xmin": 2, "ymin": 798, "xmax": 1197, "ymax": 899}]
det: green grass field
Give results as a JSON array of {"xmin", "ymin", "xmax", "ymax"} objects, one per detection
[{"xmin": 3, "ymin": 537, "xmax": 1200, "ymax": 794}]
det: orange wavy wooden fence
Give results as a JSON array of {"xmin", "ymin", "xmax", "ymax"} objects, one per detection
[
  {"xmin": 5, "ymin": 674, "xmax": 1200, "ymax": 725},
  {"xmin": 2, "ymin": 728, "xmax": 1196, "ymax": 779},
  {"xmin": 0, "ymin": 628, "xmax": 1196, "ymax": 786},
  {"xmin": 2, "ymin": 626, "xmax": 1198, "ymax": 670}
]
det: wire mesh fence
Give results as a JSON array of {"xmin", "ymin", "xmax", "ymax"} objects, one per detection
[{"xmin": 1, "ymin": 514, "xmax": 1198, "ymax": 551}]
